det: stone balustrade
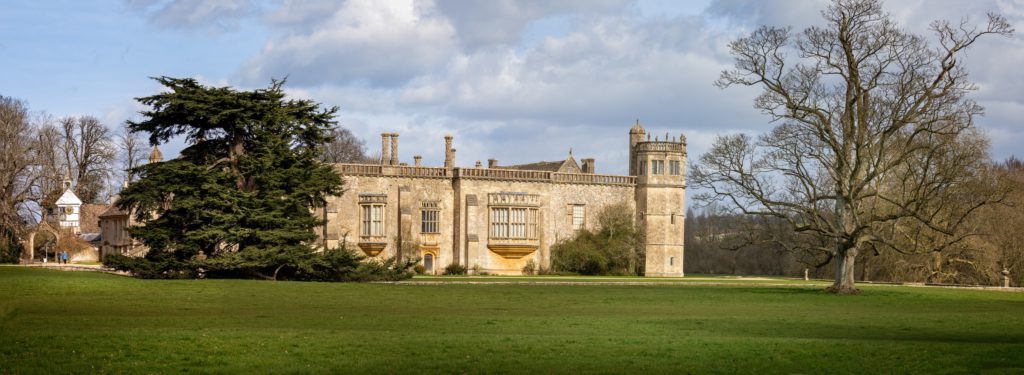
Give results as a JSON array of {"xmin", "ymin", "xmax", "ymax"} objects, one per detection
[
  {"xmin": 337, "ymin": 164, "xmax": 452, "ymax": 178},
  {"xmin": 635, "ymin": 141, "xmax": 685, "ymax": 153},
  {"xmin": 335, "ymin": 164, "xmax": 636, "ymax": 186}
]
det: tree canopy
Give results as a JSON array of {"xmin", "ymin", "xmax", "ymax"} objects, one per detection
[
  {"xmin": 693, "ymin": 0, "xmax": 1013, "ymax": 294},
  {"xmin": 115, "ymin": 77, "xmax": 349, "ymax": 280}
]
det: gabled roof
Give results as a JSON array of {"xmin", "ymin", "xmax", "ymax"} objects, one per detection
[
  {"xmin": 503, "ymin": 152, "xmax": 581, "ymax": 173},
  {"xmin": 99, "ymin": 204, "xmax": 127, "ymax": 218},
  {"xmin": 54, "ymin": 188, "xmax": 82, "ymax": 206}
]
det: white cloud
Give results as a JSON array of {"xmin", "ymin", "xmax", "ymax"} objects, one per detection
[
  {"xmin": 124, "ymin": 0, "xmax": 1021, "ymax": 171},
  {"xmin": 126, "ymin": 0, "xmax": 262, "ymax": 32},
  {"xmin": 237, "ymin": 0, "xmax": 458, "ymax": 87}
]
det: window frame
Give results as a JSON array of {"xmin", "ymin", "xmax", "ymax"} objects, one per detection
[
  {"xmin": 571, "ymin": 204, "xmax": 585, "ymax": 230},
  {"xmin": 420, "ymin": 202, "xmax": 440, "ymax": 234},
  {"xmin": 652, "ymin": 160, "xmax": 665, "ymax": 175},
  {"xmin": 360, "ymin": 203, "xmax": 386, "ymax": 237},
  {"xmin": 489, "ymin": 206, "xmax": 539, "ymax": 240}
]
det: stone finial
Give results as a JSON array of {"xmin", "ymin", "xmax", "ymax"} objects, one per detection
[
  {"xmin": 414, "ymin": 155, "xmax": 423, "ymax": 167},
  {"xmin": 475, "ymin": 160, "xmax": 482, "ymax": 168},
  {"xmin": 630, "ymin": 119, "xmax": 645, "ymax": 134}
]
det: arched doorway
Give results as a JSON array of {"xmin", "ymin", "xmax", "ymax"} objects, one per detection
[{"xmin": 423, "ymin": 253, "xmax": 434, "ymax": 274}]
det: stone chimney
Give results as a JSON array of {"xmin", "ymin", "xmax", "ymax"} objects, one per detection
[
  {"xmin": 389, "ymin": 133, "xmax": 399, "ymax": 166},
  {"xmin": 380, "ymin": 133, "xmax": 389, "ymax": 165},
  {"xmin": 475, "ymin": 160, "xmax": 482, "ymax": 168},
  {"xmin": 443, "ymin": 135, "xmax": 454, "ymax": 168},
  {"xmin": 413, "ymin": 155, "xmax": 422, "ymax": 167},
  {"xmin": 581, "ymin": 158, "xmax": 595, "ymax": 174},
  {"xmin": 488, "ymin": 159, "xmax": 498, "ymax": 168}
]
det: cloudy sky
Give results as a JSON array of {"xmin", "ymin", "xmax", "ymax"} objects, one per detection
[{"xmin": 2, "ymin": 0, "xmax": 1022, "ymax": 175}]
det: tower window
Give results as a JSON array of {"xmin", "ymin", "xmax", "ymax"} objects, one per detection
[
  {"xmin": 669, "ymin": 160, "xmax": 681, "ymax": 175},
  {"xmin": 652, "ymin": 160, "xmax": 665, "ymax": 175},
  {"xmin": 638, "ymin": 160, "xmax": 647, "ymax": 175}
]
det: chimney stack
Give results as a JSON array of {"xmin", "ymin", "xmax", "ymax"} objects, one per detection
[
  {"xmin": 380, "ymin": 133, "xmax": 389, "ymax": 165},
  {"xmin": 389, "ymin": 133, "xmax": 399, "ymax": 166},
  {"xmin": 413, "ymin": 155, "xmax": 422, "ymax": 167},
  {"xmin": 443, "ymin": 135, "xmax": 454, "ymax": 168},
  {"xmin": 581, "ymin": 158, "xmax": 596, "ymax": 174},
  {"xmin": 488, "ymin": 159, "xmax": 498, "ymax": 168},
  {"xmin": 475, "ymin": 160, "xmax": 482, "ymax": 168}
]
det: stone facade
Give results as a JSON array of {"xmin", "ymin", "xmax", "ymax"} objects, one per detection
[
  {"xmin": 323, "ymin": 122, "xmax": 687, "ymax": 276},
  {"xmin": 97, "ymin": 146, "xmax": 163, "ymax": 260}
]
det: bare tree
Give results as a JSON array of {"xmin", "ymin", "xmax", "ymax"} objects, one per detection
[
  {"xmin": 320, "ymin": 127, "xmax": 368, "ymax": 163},
  {"xmin": 59, "ymin": 116, "xmax": 116, "ymax": 203},
  {"xmin": 116, "ymin": 122, "xmax": 149, "ymax": 184},
  {"xmin": 694, "ymin": 0, "xmax": 1013, "ymax": 293},
  {"xmin": 980, "ymin": 157, "xmax": 1024, "ymax": 286},
  {"xmin": 32, "ymin": 119, "xmax": 69, "ymax": 218},
  {"xmin": 0, "ymin": 96, "xmax": 39, "ymax": 254}
]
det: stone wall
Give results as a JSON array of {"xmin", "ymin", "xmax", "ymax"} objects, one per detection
[
  {"xmin": 325, "ymin": 170, "xmax": 456, "ymax": 275},
  {"xmin": 325, "ymin": 165, "xmax": 638, "ymax": 275},
  {"xmin": 454, "ymin": 174, "xmax": 636, "ymax": 274}
]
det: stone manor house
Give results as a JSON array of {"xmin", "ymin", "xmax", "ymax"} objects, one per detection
[{"xmin": 324, "ymin": 121, "xmax": 687, "ymax": 276}]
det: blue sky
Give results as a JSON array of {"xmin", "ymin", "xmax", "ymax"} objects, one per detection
[{"xmin": 2, "ymin": 0, "xmax": 1021, "ymax": 176}]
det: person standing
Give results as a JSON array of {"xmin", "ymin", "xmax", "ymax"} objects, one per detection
[{"xmin": 62, "ymin": 251, "xmax": 69, "ymax": 264}]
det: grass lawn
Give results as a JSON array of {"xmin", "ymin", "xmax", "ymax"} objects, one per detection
[{"xmin": 1, "ymin": 267, "xmax": 1022, "ymax": 374}]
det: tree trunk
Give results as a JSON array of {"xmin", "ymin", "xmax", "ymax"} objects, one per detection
[{"xmin": 828, "ymin": 247, "xmax": 860, "ymax": 294}]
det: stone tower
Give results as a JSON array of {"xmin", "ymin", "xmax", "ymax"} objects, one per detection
[
  {"xmin": 149, "ymin": 146, "xmax": 163, "ymax": 164},
  {"xmin": 631, "ymin": 125, "xmax": 686, "ymax": 277},
  {"xmin": 628, "ymin": 120, "xmax": 646, "ymax": 176}
]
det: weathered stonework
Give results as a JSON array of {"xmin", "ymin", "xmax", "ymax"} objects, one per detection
[{"xmin": 323, "ymin": 122, "xmax": 687, "ymax": 276}]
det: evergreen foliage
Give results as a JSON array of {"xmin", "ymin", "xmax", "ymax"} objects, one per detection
[
  {"xmin": 108, "ymin": 77, "xmax": 411, "ymax": 281},
  {"xmin": 550, "ymin": 202, "xmax": 643, "ymax": 275}
]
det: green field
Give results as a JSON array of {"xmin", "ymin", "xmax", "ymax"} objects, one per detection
[{"xmin": 1, "ymin": 267, "xmax": 1022, "ymax": 374}]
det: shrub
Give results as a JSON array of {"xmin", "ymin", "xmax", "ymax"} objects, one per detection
[
  {"xmin": 346, "ymin": 256, "xmax": 417, "ymax": 282},
  {"xmin": 443, "ymin": 263, "xmax": 468, "ymax": 275},
  {"xmin": 550, "ymin": 202, "xmax": 644, "ymax": 276},
  {"xmin": 521, "ymin": 259, "xmax": 537, "ymax": 275},
  {"xmin": 103, "ymin": 251, "xmax": 196, "ymax": 279},
  {"xmin": 106, "ymin": 245, "xmax": 416, "ymax": 282},
  {"xmin": 414, "ymin": 264, "xmax": 426, "ymax": 275}
]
